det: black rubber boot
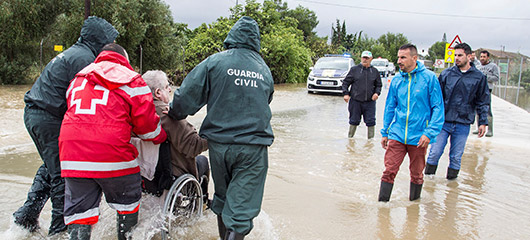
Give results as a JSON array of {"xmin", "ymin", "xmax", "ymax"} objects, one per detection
[
  {"xmin": 217, "ymin": 215, "xmax": 227, "ymax": 239},
  {"xmin": 49, "ymin": 177, "xmax": 67, "ymax": 235},
  {"xmin": 424, "ymin": 163, "xmax": 438, "ymax": 175},
  {"xmin": 409, "ymin": 182, "xmax": 422, "ymax": 201},
  {"xmin": 378, "ymin": 181, "xmax": 393, "ymax": 202},
  {"xmin": 224, "ymin": 230, "xmax": 245, "ymax": 240},
  {"xmin": 68, "ymin": 224, "xmax": 92, "ymax": 240},
  {"xmin": 13, "ymin": 164, "xmax": 51, "ymax": 232},
  {"xmin": 447, "ymin": 168, "xmax": 460, "ymax": 180},
  {"xmin": 117, "ymin": 211, "xmax": 138, "ymax": 240}
]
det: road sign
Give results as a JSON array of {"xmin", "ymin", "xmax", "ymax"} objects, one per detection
[
  {"xmin": 444, "ymin": 43, "xmax": 454, "ymax": 63},
  {"xmin": 54, "ymin": 45, "xmax": 63, "ymax": 52},
  {"xmin": 434, "ymin": 59, "xmax": 445, "ymax": 68},
  {"xmin": 448, "ymin": 35, "xmax": 462, "ymax": 49}
]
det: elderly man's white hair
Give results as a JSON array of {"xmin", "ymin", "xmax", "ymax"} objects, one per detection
[{"xmin": 142, "ymin": 70, "xmax": 168, "ymax": 96}]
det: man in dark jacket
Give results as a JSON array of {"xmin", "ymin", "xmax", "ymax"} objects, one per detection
[
  {"xmin": 14, "ymin": 16, "xmax": 117, "ymax": 235},
  {"xmin": 342, "ymin": 50, "xmax": 382, "ymax": 139},
  {"xmin": 168, "ymin": 16, "xmax": 274, "ymax": 240},
  {"xmin": 425, "ymin": 43, "xmax": 490, "ymax": 179}
]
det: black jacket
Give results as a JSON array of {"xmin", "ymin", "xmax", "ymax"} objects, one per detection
[
  {"xmin": 438, "ymin": 65, "xmax": 490, "ymax": 125},
  {"xmin": 24, "ymin": 16, "xmax": 118, "ymax": 118},
  {"xmin": 342, "ymin": 64, "xmax": 382, "ymax": 102}
]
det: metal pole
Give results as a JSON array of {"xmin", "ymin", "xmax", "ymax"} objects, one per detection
[
  {"xmin": 504, "ymin": 58, "xmax": 509, "ymax": 99},
  {"xmin": 516, "ymin": 57, "xmax": 523, "ymax": 105},
  {"xmin": 40, "ymin": 39, "xmax": 44, "ymax": 71},
  {"xmin": 139, "ymin": 44, "xmax": 143, "ymax": 74},
  {"xmin": 84, "ymin": 0, "xmax": 91, "ymax": 19}
]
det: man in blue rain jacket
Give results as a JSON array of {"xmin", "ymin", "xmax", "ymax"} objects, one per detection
[{"xmin": 379, "ymin": 43, "xmax": 444, "ymax": 202}]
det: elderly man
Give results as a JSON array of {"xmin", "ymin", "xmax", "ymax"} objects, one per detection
[
  {"xmin": 342, "ymin": 50, "xmax": 382, "ymax": 139},
  {"xmin": 379, "ymin": 43, "xmax": 444, "ymax": 202}
]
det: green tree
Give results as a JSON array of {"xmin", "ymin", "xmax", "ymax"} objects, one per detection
[
  {"xmin": 376, "ymin": 32, "xmax": 409, "ymax": 63},
  {"xmin": 510, "ymin": 68, "xmax": 530, "ymax": 90},
  {"xmin": 427, "ymin": 41, "xmax": 446, "ymax": 62},
  {"xmin": 0, "ymin": 0, "xmax": 74, "ymax": 84},
  {"xmin": 184, "ymin": 0, "xmax": 312, "ymax": 84}
]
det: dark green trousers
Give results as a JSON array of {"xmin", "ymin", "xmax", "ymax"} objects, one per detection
[{"xmin": 208, "ymin": 141, "xmax": 268, "ymax": 235}]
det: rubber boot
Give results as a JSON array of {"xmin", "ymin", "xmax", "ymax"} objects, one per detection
[
  {"xmin": 424, "ymin": 163, "xmax": 438, "ymax": 175},
  {"xmin": 447, "ymin": 168, "xmax": 460, "ymax": 180},
  {"xmin": 68, "ymin": 224, "xmax": 92, "ymax": 240},
  {"xmin": 378, "ymin": 181, "xmax": 393, "ymax": 202},
  {"xmin": 224, "ymin": 230, "xmax": 245, "ymax": 240},
  {"xmin": 217, "ymin": 215, "xmax": 227, "ymax": 239},
  {"xmin": 348, "ymin": 125, "xmax": 357, "ymax": 138},
  {"xmin": 13, "ymin": 164, "xmax": 51, "ymax": 232},
  {"xmin": 486, "ymin": 116, "xmax": 493, "ymax": 137},
  {"xmin": 409, "ymin": 182, "xmax": 422, "ymax": 201},
  {"xmin": 367, "ymin": 126, "xmax": 375, "ymax": 139},
  {"xmin": 117, "ymin": 211, "xmax": 138, "ymax": 240},
  {"xmin": 49, "ymin": 177, "xmax": 67, "ymax": 235}
]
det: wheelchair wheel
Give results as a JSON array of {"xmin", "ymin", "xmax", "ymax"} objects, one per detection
[{"xmin": 161, "ymin": 174, "xmax": 203, "ymax": 239}]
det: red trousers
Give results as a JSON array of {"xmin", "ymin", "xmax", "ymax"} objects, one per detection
[{"xmin": 381, "ymin": 140, "xmax": 427, "ymax": 185}]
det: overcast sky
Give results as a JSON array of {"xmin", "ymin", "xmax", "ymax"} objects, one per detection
[{"xmin": 164, "ymin": 0, "xmax": 530, "ymax": 57}]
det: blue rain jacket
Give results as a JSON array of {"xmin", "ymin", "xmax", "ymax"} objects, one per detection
[{"xmin": 381, "ymin": 61, "xmax": 444, "ymax": 146}]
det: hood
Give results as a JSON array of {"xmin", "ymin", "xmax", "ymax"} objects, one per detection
[
  {"xmin": 77, "ymin": 51, "xmax": 138, "ymax": 90},
  {"xmin": 78, "ymin": 16, "xmax": 119, "ymax": 56},
  {"xmin": 399, "ymin": 60, "xmax": 426, "ymax": 79},
  {"xmin": 223, "ymin": 16, "xmax": 261, "ymax": 53}
]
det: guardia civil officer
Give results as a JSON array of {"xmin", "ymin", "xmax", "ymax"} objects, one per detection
[{"xmin": 168, "ymin": 16, "xmax": 274, "ymax": 240}]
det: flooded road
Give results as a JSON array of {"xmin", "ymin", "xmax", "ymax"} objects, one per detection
[{"xmin": 1, "ymin": 83, "xmax": 530, "ymax": 239}]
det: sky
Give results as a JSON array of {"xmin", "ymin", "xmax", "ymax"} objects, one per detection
[{"xmin": 163, "ymin": 0, "xmax": 530, "ymax": 57}]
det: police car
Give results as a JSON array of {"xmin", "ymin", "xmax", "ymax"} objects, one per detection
[{"xmin": 307, "ymin": 54, "xmax": 355, "ymax": 94}]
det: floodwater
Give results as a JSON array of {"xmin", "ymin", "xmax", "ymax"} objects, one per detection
[{"xmin": 1, "ymin": 83, "xmax": 530, "ymax": 240}]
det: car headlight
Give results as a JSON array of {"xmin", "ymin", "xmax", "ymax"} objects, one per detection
[
  {"xmin": 307, "ymin": 72, "xmax": 315, "ymax": 81},
  {"xmin": 341, "ymin": 71, "xmax": 348, "ymax": 77}
]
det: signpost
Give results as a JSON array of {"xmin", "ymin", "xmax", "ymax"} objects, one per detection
[{"xmin": 444, "ymin": 35, "xmax": 462, "ymax": 64}]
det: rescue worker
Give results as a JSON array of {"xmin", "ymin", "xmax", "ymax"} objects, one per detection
[
  {"xmin": 14, "ymin": 16, "xmax": 118, "ymax": 235},
  {"xmin": 59, "ymin": 43, "xmax": 166, "ymax": 240},
  {"xmin": 379, "ymin": 43, "xmax": 444, "ymax": 202},
  {"xmin": 168, "ymin": 16, "xmax": 274, "ymax": 240},
  {"xmin": 342, "ymin": 50, "xmax": 382, "ymax": 139}
]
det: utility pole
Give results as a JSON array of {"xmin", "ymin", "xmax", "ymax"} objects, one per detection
[{"xmin": 85, "ymin": 0, "xmax": 91, "ymax": 19}]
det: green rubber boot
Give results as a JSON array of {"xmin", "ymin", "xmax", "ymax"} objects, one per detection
[
  {"xmin": 348, "ymin": 125, "xmax": 357, "ymax": 138},
  {"xmin": 367, "ymin": 126, "xmax": 375, "ymax": 139},
  {"xmin": 486, "ymin": 116, "xmax": 493, "ymax": 137}
]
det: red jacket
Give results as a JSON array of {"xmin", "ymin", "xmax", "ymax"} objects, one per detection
[{"xmin": 59, "ymin": 51, "xmax": 167, "ymax": 178}]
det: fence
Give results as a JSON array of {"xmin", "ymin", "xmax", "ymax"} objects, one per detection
[{"xmin": 493, "ymin": 56, "xmax": 530, "ymax": 112}]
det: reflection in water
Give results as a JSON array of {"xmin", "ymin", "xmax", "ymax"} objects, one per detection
[{"xmin": 2, "ymin": 84, "xmax": 530, "ymax": 239}]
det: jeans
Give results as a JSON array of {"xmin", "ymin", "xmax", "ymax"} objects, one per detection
[{"xmin": 426, "ymin": 122, "xmax": 470, "ymax": 170}]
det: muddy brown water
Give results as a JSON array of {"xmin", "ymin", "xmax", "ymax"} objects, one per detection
[{"xmin": 1, "ymin": 83, "xmax": 529, "ymax": 239}]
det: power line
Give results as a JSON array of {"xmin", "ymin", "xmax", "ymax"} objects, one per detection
[{"xmin": 296, "ymin": 0, "xmax": 530, "ymax": 21}]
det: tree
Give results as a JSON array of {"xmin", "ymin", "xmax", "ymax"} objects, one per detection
[
  {"xmin": 184, "ymin": 0, "xmax": 312, "ymax": 84},
  {"xmin": 0, "ymin": 0, "xmax": 75, "ymax": 84},
  {"xmin": 376, "ymin": 32, "xmax": 409, "ymax": 63},
  {"xmin": 428, "ymin": 41, "xmax": 446, "ymax": 62}
]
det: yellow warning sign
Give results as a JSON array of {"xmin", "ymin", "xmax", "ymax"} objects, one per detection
[
  {"xmin": 444, "ymin": 43, "xmax": 454, "ymax": 63},
  {"xmin": 54, "ymin": 45, "xmax": 64, "ymax": 52}
]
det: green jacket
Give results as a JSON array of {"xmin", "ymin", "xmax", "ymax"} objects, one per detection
[
  {"xmin": 169, "ymin": 16, "xmax": 274, "ymax": 146},
  {"xmin": 24, "ymin": 16, "xmax": 118, "ymax": 118}
]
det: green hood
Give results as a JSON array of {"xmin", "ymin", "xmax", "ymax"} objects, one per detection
[
  {"xmin": 223, "ymin": 16, "xmax": 261, "ymax": 53},
  {"xmin": 78, "ymin": 16, "xmax": 119, "ymax": 56}
]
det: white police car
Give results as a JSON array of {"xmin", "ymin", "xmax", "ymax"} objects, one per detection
[{"xmin": 307, "ymin": 54, "xmax": 355, "ymax": 94}]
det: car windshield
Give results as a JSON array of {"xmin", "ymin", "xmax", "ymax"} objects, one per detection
[
  {"xmin": 314, "ymin": 58, "xmax": 350, "ymax": 70},
  {"xmin": 371, "ymin": 60, "xmax": 386, "ymax": 66}
]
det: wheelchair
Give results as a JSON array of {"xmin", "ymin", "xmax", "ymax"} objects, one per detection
[{"xmin": 141, "ymin": 141, "xmax": 208, "ymax": 239}]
